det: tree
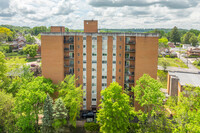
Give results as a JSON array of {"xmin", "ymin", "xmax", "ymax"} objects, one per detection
[
  {"xmin": 198, "ymin": 34, "xmax": 200, "ymax": 43},
  {"xmin": 167, "ymin": 86, "xmax": 200, "ymax": 132},
  {"xmin": 0, "ymin": 52, "xmax": 7, "ymax": 80},
  {"xmin": 58, "ymin": 75, "xmax": 83, "ymax": 127},
  {"xmin": 160, "ymin": 60, "xmax": 169, "ymax": 72},
  {"xmin": 0, "ymin": 90, "xmax": 15, "ymax": 132},
  {"xmin": 52, "ymin": 98, "xmax": 68, "ymax": 132},
  {"xmin": 181, "ymin": 32, "xmax": 194, "ymax": 44},
  {"xmin": 170, "ymin": 26, "xmax": 180, "ymax": 45},
  {"xmin": 189, "ymin": 35, "xmax": 198, "ymax": 46},
  {"xmin": 15, "ymin": 77, "xmax": 55, "ymax": 133},
  {"xmin": 0, "ymin": 27, "xmax": 14, "ymax": 41},
  {"xmin": 131, "ymin": 74, "xmax": 169, "ymax": 132},
  {"xmin": 97, "ymin": 82, "xmax": 134, "ymax": 133},
  {"xmin": 25, "ymin": 34, "xmax": 36, "ymax": 44},
  {"xmin": 159, "ymin": 37, "xmax": 168, "ymax": 48},
  {"xmin": 42, "ymin": 94, "xmax": 54, "ymax": 133},
  {"xmin": 23, "ymin": 44, "xmax": 38, "ymax": 57}
]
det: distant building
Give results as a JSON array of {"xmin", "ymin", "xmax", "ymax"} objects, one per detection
[
  {"xmin": 167, "ymin": 71, "xmax": 200, "ymax": 96},
  {"xmin": 10, "ymin": 36, "xmax": 26, "ymax": 51},
  {"xmin": 41, "ymin": 20, "xmax": 159, "ymax": 111},
  {"xmin": 182, "ymin": 44, "xmax": 191, "ymax": 49},
  {"xmin": 168, "ymin": 42, "xmax": 175, "ymax": 48},
  {"xmin": 187, "ymin": 47, "xmax": 200, "ymax": 57}
]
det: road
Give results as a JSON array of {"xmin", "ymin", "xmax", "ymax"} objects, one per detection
[{"xmin": 158, "ymin": 52, "xmax": 200, "ymax": 73}]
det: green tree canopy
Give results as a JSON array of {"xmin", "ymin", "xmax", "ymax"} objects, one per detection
[
  {"xmin": 181, "ymin": 32, "xmax": 195, "ymax": 44},
  {"xmin": 159, "ymin": 37, "xmax": 169, "ymax": 48},
  {"xmin": 170, "ymin": 26, "xmax": 180, "ymax": 45},
  {"xmin": 25, "ymin": 34, "xmax": 36, "ymax": 44},
  {"xmin": 0, "ymin": 27, "xmax": 15, "ymax": 41},
  {"xmin": 23, "ymin": 44, "xmax": 38, "ymax": 57},
  {"xmin": 97, "ymin": 82, "xmax": 134, "ymax": 133},
  {"xmin": 189, "ymin": 35, "xmax": 198, "ymax": 46},
  {"xmin": 58, "ymin": 75, "xmax": 83, "ymax": 127}
]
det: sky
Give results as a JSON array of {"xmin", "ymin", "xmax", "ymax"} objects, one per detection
[{"xmin": 0, "ymin": 0, "xmax": 200, "ymax": 30}]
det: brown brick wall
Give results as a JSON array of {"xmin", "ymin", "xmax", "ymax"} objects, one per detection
[
  {"xmin": 116, "ymin": 36, "xmax": 125, "ymax": 87},
  {"xmin": 84, "ymin": 20, "xmax": 98, "ymax": 33},
  {"xmin": 86, "ymin": 36, "xmax": 92, "ymax": 110},
  {"xmin": 51, "ymin": 26, "xmax": 65, "ymax": 32},
  {"xmin": 41, "ymin": 35, "xmax": 64, "ymax": 84},
  {"xmin": 97, "ymin": 36, "xmax": 102, "ymax": 108},
  {"xmin": 134, "ymin": 36, "xmax": 158, "ymax": 110},
  {"xmin": 107, "ymin": 36, "xmax": 113, "ymax": 86}
]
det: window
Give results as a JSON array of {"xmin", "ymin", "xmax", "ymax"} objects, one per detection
[
  {"xmin": 92, "ymin": 98, "xmax": 96, "ymax": 101},
  {"xmin": 92, "ymin": 53, "xmax": 97, "ymax": 56},
  {"xmin": 83, "ymin": 37, "xmax": 86, "ymax": 40},
  {"xmin": 70, "ymin": 45, "xmax": 74, "ymax": 50},
  {"xmin": 103, "ymin": 37, "xmax": 107, "ymax": 40},
  {"xmin": 78, "ymin": 53, "xmax": 80, "ymax": 56},
  {"xmin": 119, "ymin": 61, "xmax": 121, "ymax": 64},
  {"xmin": 119, "ymin": 54, "xmax": 121, "ymax": 57},
  {"xmin": 70, "ymin": 60, "xmax": 74, "ymax": 65},
  {"xmin": 92, "ymin": 90, "xmax": 96, "ymax": 94},
  {"xmin": 126, "ymin": 37, "xmax": 130, "ymax": 44},
  {"xmin": 92, "ymin": 45, "xmax": 97, "ymax": 48},
  {"xmin": 83, "ymin": 83, "xmax": 86, "ymax": 86},
  {"xmin": 102, "ymin": 76, "xmax": 107, "ymax": 79},
  {"xmin": 102, "ymin": 83, "xmax": 107, "ymax": 86},
  {"xmin": 78, "ymin": 76, "xmax": 80, "ymax": 79},
  {"xmin": 102, "ymin": 44, "xmax": 107, "ymax": 50},
  {"xmin": 83, "ymin": 53, "xmax": 86, "ymax": 56},
  {"xmin": 125, "ymin": 45, "xmax": 130, "ymax": 50},
  {"xmin": 119, "ymin": 69, "xmax": 121, "ymax": 72},
  {"xmin": 92, "ymin": 76, "xmax": 96, "ymax": 79},
  {"xmin": 120, "ymin": 46, "xmax": 122, "ymax": 49},
  {"xmin": 113, "ymin": 68, "xmax": 115, "ymax": 71},
  {"xmin": 83, "ymin": 98, "xmax": 86, "ymax": 101},
  {"xmin": 113, "ymin": 37, "xmax": 116, "ymax": 40},
  {"xmin": 83, "ymin": 45, "xmax": 86, "ymax": 48},
  {"xmin": 83, "ymin": 75, "xmax": 86, "ymax": 79},
  {"xmin": 69, "ymin": 52, "xmax": 74, "ymax": 57},
  {"xmin": 113, "ymin": 53, "xmax": 116, "ymax": 56},
  {"xmin": 103, "ymin": 53, "xmax": 107, "ymax": 56},
  {"xmin": 113, "ymin": 45, "xmax": 116, "ymax": 49},
  {"xmin": 120, "ymin": 37, "xmax": 122, "ymax": 41},
  {"xmin": 112, "ymin": 76, "xmax": 115, "ymax": 79},
  {"xmin": 92, "ymin": 61, "xmax": 97, "ymax": 63},
  {"xmin": 78, "ymin": 68, "xmax": 80, "ymax": 71},
  {"xmin": 113, "ymin": 61, "xmax": 116, "ymax": 64},
  {"xmin": 119, "ymin": 77, "xmax": 121, "ymax": 80},
  {"xmin": 102, "ymin": 68, "xmax": 105, "ymax": 71},
  {"xmin": 83, "ymin": 60, "xmax": 86, "ymax": 63},
  {"xmin": 78, "ymin": 37, "xmax": 79, "ymax": 40},
  {"xmin": 92, "ymin": 37, "xmax": 97, "ymax": 40},
  {"xmin": 102, "ymin": 61, "xmax": 107, "ymax": 64},
  {"xmin": 83, "ymin": 68, "xmax": 86, "ymax": 71},
  {"xmin": 92, "ymin": 83, "xmax": 96, "ymax": 86},
  {"xmin": 78, "ymin": 45, "xmax": 80, "ymax": 48},
  {"xmin": 125, "ymin": 53, "xmax": 130, "ymax": 58},
  {"xmin": 78, "ymin": 61, "xmax": 80, "ymax": 64},
  {"xmin": 92, "ymin": 68, "xmax": 96, "ymax": 71}
]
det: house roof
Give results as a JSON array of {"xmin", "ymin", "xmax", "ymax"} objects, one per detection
[{"xmin": 169, "ymin": 71, "xmax": 200, "ymax": 87}]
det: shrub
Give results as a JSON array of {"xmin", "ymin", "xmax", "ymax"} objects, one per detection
[
  {"xmin": 188, "ymin": 55, "xmax": 200, "ymax": 58},
  {"xmin": 84, "ymin": 122, "xmax": 100, "ymax": 132},
  {"xmin": 165, "ymin": 55, "xmax": 170, "ymax": 58}
]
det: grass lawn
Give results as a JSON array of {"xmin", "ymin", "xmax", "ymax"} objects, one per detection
[
  {"xmin": 5, "ymin": 52, "xmax": 26, "ymax": 58},
  {"xmin": 26, "ymin": 58, "xmax": 41, "ymax": 62},
  {"xmin": 158, "ymin": 57, "xmax": 188, "ymax": 68},
  {"xmin": 193, "ymin": 60, "xmax": 200, "ymax": 70},
  {"xmin": 157, "ymin": 70, "xmax": 168, "ymax": 89}
]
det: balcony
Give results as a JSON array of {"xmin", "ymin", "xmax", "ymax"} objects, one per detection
[
  {"xmin": 64, "ymin": 64, "xmax": 74, "ymax": 67},
  {"xmin": 125, "ymin": 65, "xmax": 135, "ymax": 68},
  {"xmin": 126, "ymin": 40, "xmax": 136, "ymax": 45},
  {"xmin": 64, "ymin": 37, "xmax": 74, "ymax": 44},
  {"xmin": 125, "ymin": 72, "xmax": 134, "ymax": 76},
  {"xmin": 125, "ymin": 57, "xmax": 135, "ymax": 60},
  {"xmin": 64, "ymin": 56, "xmax": 74, "ymax": 60},
  {"xmin": 125, "ymin": 80, "xmax": 134, "ymax": 84},
  {"xmin": 65, "ymin": 71, "xmax": 74, "ymax": 75},
  {"xmin": 125, "ymin": 49, "xmax": 135, "ymax": 52},
  {"xmin": 64, "ymin": 48, "xmax": 74, "ymax": 51}
]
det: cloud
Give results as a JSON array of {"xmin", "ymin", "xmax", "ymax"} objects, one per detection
[
  {"xmin": 87, "ymin": 0, "xmax": 199, "ymax": 9},
  {"xmin": 52, "ymin": 0, "xmax": 74, "ymax": 15},
  {"xmin": 0, "ymin": 0, "xmax": 10, "ymax": 9}
]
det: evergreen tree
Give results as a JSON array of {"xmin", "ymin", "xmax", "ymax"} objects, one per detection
[
  {"xmin": 53, "ymin": 98, "xmax": 68, "ymax": 132},
  {"xmin": 42, "ymin": 94, "xmax": 54, "ymax": 133},
  {"xmin": 170, "ymin": 26, "xmax": 180, "ymax": 45}
]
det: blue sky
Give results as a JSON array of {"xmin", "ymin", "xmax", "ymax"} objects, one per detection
[{"xmin": 0, "ymin": 0, "xmax": 200, "ymax": 29}]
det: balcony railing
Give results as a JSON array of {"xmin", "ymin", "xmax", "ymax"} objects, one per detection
[
  {"xmin": 126, "ymin": 41, "xmax": 136, "ymax": 45},
  {"xmin": 64, "ymin": 56, "xmax": 74, "ymax": 59},
  {"xmin": 65, "ymin": 72, "xmax": 74, "ymax": 75},
  {"xmin": 125, "ymin": 57, "xmax": 135, "ymax": 60},
  {"xmin": 125, "ymin": 65, "xmax": 135, "ymax": 68},
  {"xmin": 64, "ymin": 64, "xmax": 74, "ymax": 67},
  {"xmin": 64, "ymin": 38, "xmax": 74, "ymax": 44},
  {"xmin": 125, "ymin": 49, "xmax": 135, "ymax": 52},
  {"xmin": 125, "ymin": 80, "xmax": 134, "ymax": 84},
  {"xmin": 125, "ymin": 72, "xmax": 134, "ymax": 76},
  {"xmin": 64, "ymin": 48, "xmax": 74, "ymax": 51}
]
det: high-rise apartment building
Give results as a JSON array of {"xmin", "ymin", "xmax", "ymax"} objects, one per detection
[{"xmin": 41, "ymin": 20, "xmax": 159, "ymax": 111}]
